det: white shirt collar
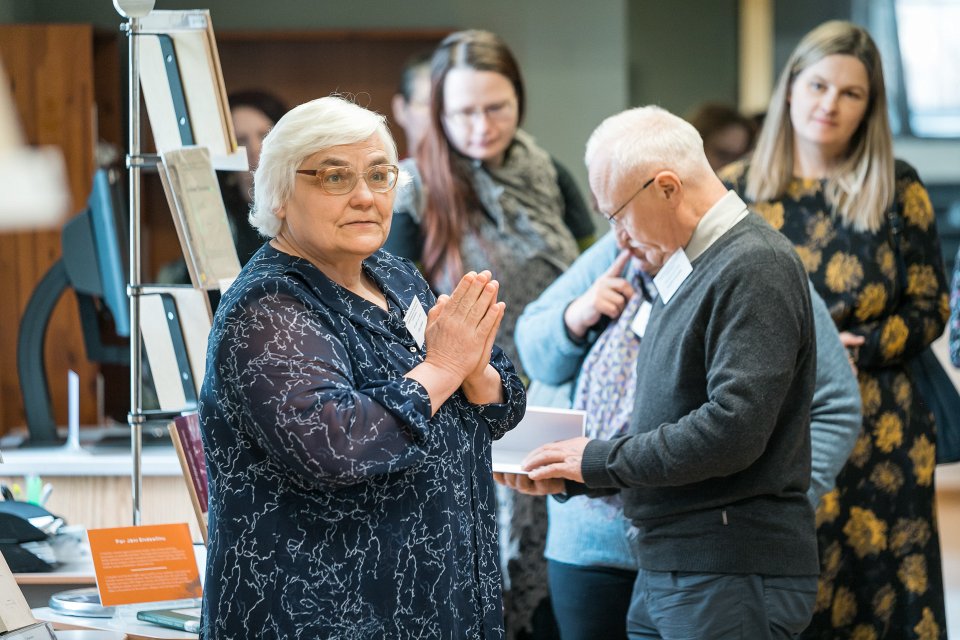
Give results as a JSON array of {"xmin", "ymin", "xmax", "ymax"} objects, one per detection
[{"xmin": 683, "ymin": 190, "xmax": 750, "ymax": 262}]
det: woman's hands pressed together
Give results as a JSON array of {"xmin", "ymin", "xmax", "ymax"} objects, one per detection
[{"xmin": 406, "ymin": 271, "xmax": 506, "ymax": 411}]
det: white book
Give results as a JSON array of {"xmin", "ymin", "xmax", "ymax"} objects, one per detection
[
  {"xmin": 159, "ymin": 146, "xmax": 241, "ymax": 290},
  {"xmin": 492, "ymin": 406, "xmax": 585, "ymax": 475},
  {"xmin": 0, "ymin": 623, "xmax": 56, "ymax": 640},
  {"xmin": 0, "ymin": 554, "xmax": 36, "ymax": 633},
  {"xmin": 140, "ymin": 286, "xmax": 212, "ymax": 411},
  {"xmin": 138, "ymin": 10, "xmax": 246, "ymax": 170}
]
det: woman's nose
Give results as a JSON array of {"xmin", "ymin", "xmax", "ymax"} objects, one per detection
[
  {"xmin": 350, "ymin": 176, "xmax": 376, "ymax": 204},
  {"xmin": 819, "ymin": 88, "xmax": 840, "ymax": 112},
  {"xmin": 471, "ymin": 112, "xmax": 495, "ymax": 134}
]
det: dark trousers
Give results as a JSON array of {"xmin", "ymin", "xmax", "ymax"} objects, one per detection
[
  {"xmin": 547, "ymin": 559, "xmax": 637, "ymax": 640},
  {"xmin": 627, "ymin": 570, "xmax": 817, "ymax": 640}
]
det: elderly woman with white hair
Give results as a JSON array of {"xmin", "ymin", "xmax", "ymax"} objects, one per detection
[{"xmin": 199, "ymin": 96, "xmax": 525, "ymax": 639}]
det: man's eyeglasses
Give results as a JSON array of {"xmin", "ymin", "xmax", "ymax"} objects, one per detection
[
  {"xmin": 602, "ymin": 176, "xmax": 655, "ymax": 226},
  {"xmin": 295, "ymin": 164, "xmax": 400, "ymax": 195},
  {"xmin": 444, "ymin": 100, "xmax": 517, "ymax": 128}
]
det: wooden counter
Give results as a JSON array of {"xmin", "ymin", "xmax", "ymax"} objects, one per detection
[{"xmin": 0, "ymin": 445, "xmax": 201, "ymax": 543}]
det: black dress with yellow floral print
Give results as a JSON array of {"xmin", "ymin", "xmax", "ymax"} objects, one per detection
[{"xmin": 722, "ymin": 159, "xmax": 951, "ymax": 640}]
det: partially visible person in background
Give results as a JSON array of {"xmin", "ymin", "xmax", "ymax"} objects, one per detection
[
  {"xmin": 221, "ymin": 90, "xmax": 288, "ymax": 265},
  {"xmin": 387, "ymin": 31, "xmax": 595, "ymax": 380},
  {"xmin": 391, "ymin": 51, "xmax": 433, "ymax": 157},
  {"xmin": 159, "ymin": 90, "xmax": 286, "ymax": 284},
  {"xmin": 951, "ymin": 247, "xmax": 960, "ymax": 366},
  {"xmin": 385, "ymin": 29, "xmax": 595, "ymax": 640},
  {"xmin": 722, "ymin": 20, "xmax": 950, "ymax": 639},
  {"xmin": 685, "ymin": 101, "xmax": 757, "ymax": 172}
]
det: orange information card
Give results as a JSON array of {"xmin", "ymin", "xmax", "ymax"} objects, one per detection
[{"xmin": 87, "ymin": 523, "xmax": 202, "ymax": 607}]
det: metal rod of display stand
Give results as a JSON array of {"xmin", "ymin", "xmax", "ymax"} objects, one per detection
[
  {"xmin": 126, "ymin": 15, "xmax": 144, "ymax": 527},
  {"xmin": 115, "ymin": 0, "xmax": 156, "ymax": 526}
]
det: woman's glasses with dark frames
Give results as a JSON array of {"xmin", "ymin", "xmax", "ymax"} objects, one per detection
[{"xmin": 296, "ymin": 164, "xmax": 400, "ymax": 195}]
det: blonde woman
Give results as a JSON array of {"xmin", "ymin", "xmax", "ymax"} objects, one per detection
[{"xmin": 722, "ymin": 21, "xmax": 950, "ymax": 639}]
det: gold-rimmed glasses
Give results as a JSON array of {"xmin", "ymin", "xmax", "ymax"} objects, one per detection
[{"xmin": 295, "ymin": 164, "xmax": 400, "ymax": 195}]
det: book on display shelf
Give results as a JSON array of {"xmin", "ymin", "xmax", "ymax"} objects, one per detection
[
  {"xmin": 158, "ymin": 146, "xmax": 241, "ymax": 292},
  {"xmin": 138, "ymin": 9, "xmax": 246, "ymax": 170}
]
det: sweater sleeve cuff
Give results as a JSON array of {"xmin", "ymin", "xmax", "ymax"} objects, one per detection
[{"xmin": 581, "ymin": 438, "xmax": 618, "ymax": 488}]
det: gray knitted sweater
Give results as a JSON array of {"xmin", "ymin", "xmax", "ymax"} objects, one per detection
[{"xmin": 582, "ymin": 213, "xmax": 819, "ymax": 577}]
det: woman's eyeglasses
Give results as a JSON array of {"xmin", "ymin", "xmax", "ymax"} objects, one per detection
[
  {"xmin": 295, "ymin": 164, "xmax": 400, "ymax": 195},
  {"xmin": 444, "ymin": 100, "xmax": 517, "ymax": 128}
]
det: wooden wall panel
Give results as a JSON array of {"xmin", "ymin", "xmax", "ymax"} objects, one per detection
[{"xmin": 0, "ymin": 25, "xmax": 100, "ymax": 436}]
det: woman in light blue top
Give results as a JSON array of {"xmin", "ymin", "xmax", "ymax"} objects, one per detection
[{"xmin": 513, "ymin": 228, "xmax": 862, "ymax": 640}]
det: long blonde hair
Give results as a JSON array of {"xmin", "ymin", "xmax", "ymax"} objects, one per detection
[{"xmin": 746, "ymin": 21, "xmax": 894, "ymax": 232}]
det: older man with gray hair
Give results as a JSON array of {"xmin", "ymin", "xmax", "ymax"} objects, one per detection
[{"xmin": 520, "ymin": 105, "xmax": 820, "ymax": 638}]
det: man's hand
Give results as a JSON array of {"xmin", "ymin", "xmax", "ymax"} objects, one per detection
[
  {"xmin": 522, "ymin": 436, "xmax": 592, "ymax": 483},
  {"xmin": 493, "ymin": 472, "xmax": 565, "ymax": 495}
]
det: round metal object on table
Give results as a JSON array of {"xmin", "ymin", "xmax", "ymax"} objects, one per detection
[{"xmin": 48, "ymin": 587, "xmax": 115, "ymax": 618}]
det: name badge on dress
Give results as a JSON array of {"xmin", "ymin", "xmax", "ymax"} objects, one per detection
[
  {"xmin": 404, "ymin": 297, "xmax": 427, "ymax": 349},
  {"xmin": 653, "ymin": 249, "xmax": 693, "ymax": 304},
  {"xmin": 631, "ymin": 300, "xmax": 652, "ymax": 338}
]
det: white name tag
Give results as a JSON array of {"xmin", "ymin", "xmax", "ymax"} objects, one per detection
[
  {"xmin": 404, "ymin": 296, "xmax": 427, "ymax": 349},
  {"xmin": 631, "ymin": 300, "xmax": 652, "ymax": 338},
  {"xmin": 653, "ymin": 249, "xmax": 692, "ymax": 304}
]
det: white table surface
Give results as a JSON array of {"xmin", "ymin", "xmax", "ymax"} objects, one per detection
[
  {"xmin": 0, "ymin": 446, "xmax": 181, "ymax": 477},
  {"xmin": 32, "ymin": 607, "xmax": 197, "ymax": 640}
]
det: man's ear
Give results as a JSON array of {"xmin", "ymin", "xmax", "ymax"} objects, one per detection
[{"xmin": 658, "ymin": 172, "xmax": 682, "ymax": 200}]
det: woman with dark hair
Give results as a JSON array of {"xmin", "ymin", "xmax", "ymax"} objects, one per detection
[
  {"xmin": 721, "ymin": 20, "xmax": 950, "ymax": 639},
  {"xmin": 685, "ymin": 102, "xmax": 756, "ymax": 171},
  {"xmin": 384, "ymin": 29, "xmax": 593, "ymax": 640},
  {"xmin": 220, "ymin": 90, "xmax": 288, "ymax": 265},
  {"xmin": 385, "ymin": 29, "xmax": 594, "ymax": 378}
]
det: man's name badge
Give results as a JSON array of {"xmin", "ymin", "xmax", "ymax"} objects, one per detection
[
  {"xmin": 653, "ymin": 249, "xmax": 692, "ymax": 304},
  {"xmin": 404, "ymin": 296, "xmax": 427, "ymax": 349},
  {"xmin": 631, "ymin": 300, "xmax": 652, "ymax": 338}
]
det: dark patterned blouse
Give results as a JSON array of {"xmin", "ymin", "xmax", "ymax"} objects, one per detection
[
  {"xmin": 722, "ymin": 159, "xmax": 950, "ymax": 639},
  {"xmin": 198, "ymin": 244, "xmax": 525, "ymax": 639}
]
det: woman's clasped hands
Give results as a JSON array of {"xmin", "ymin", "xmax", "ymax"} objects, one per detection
[{"xmin": 407, "ymin": 270, "xmax": 506, "ymax": 409}]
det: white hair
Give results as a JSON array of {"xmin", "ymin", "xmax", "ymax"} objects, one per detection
[
  {"xmin": 584, "ymin": 105, "xmax": 714, "ymax": 187},
  {"xmin": 249, "ymin": 96, "xmax": 407, "ymax": 237}
]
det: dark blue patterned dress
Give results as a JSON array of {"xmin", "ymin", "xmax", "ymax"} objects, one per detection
[{"xmin": 199, "ymin": 244, "xmax": 525, "ymax": 639}]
